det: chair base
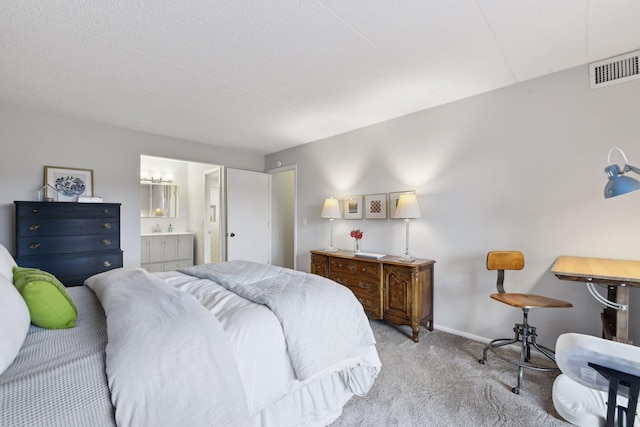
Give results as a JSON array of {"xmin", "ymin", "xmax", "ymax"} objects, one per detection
[{"xmin": 479, "ymin": 309, "xmax": 559, "ymax": 394}]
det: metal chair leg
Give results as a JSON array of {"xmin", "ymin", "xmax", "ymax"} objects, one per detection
[{"xmin": 479, "ymin": 308, "xmax": 559, "ymax": 394}]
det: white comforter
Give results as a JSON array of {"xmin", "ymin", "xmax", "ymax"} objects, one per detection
[
  {"xmin": 85, "ymin": 268, "xmax": 251, "ymax": 427},
  {"xmin": 179, "ymin": 261, "xmax": 377, "ymax": 380},
  {"xmin": 86, "ymin": 263, "xmax": 381, "ymax": 427}
]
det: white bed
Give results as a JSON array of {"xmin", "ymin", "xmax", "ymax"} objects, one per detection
[{"xmin": 0, "ymin": 254, "xmax": 381, "ymax": 427}]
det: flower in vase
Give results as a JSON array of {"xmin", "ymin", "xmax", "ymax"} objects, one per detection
[{"xmin": 350, "ymin": 229, "xmax": 363, "ymax": 240}]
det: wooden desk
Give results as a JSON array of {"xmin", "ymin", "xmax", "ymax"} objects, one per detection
[{"xmin": 551, "ymin": 256, "xmax": 640, "ymax": 343}]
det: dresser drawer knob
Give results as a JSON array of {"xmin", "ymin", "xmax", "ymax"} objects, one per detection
[
  {"xmin": 103, "ymin": 261, "xmax": 112, "ymax": 267},
  {"xmin": 31, "ymin": 208, "xmax": 39, "ymax": 214},
  {"xmin": 102, "ymin": 223, "xmax": 112, "ymax": 229},
  {"xmin": 28, "ymin": 224, "xmax": 41, "ymax": 231},
  {"xmin": 29, "ymin": 242, "xmax": 42, "ymax": 250},
  {"xmin": 358, "ymin": 298, "xmax": 372, "ymax": 307},
  {"xmin": 102, "ymin": 239, "xmax": 112, "ymax": 246},
  {"xmin": 349, "ymin": 263, "xmax": 356, "ymax": 272},
  {"xmin": 103, "ymin": 209, "xmax": 110, "ymax": 214},
  {"xmin": 358, "ymin": 283, "xmax": 371, "ymax": 290}
]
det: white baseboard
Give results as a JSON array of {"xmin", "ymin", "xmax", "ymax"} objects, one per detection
[
  {"xmin": 434, "ymin": 323, "xmax": 492, "ymax": 344},
  {"xmin": 433, "ymin": 323, "xmax": 523, "ymax": 353}
]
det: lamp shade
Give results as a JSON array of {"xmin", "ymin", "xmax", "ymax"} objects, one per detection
[
  {"xmin": 604, "ymin": 164, "xmax": 640, "ymax": 198},
  {"xmin": 395, "ymin": 194, "xmax": 421, "ymax": 219},
  {"xmin": 321, "ymin": 197, "xmax": 341, "ymax": 219}
]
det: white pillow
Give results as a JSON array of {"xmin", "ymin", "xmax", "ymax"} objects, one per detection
[
  {"xmin": 0, "ymin": 274, "xmax": 30, "ymax": 375},
  {"xmin": 0, "ymin": 243, "xmax": 17, "ymax": 281}
]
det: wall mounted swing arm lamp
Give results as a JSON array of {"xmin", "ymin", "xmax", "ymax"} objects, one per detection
[
  {"xmin": 604, "ymin": 147, "xmax": 640, "ymax": 199},
  {"xmin": 597, "ymin": 147, "xmax": 639, "ymax": 311}
]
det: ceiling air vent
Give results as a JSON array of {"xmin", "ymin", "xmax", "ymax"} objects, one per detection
[{"xmin": 589, "ymin": 50, "xmax": 640, "ymax": 89}]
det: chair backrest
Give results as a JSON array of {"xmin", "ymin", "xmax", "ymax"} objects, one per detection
[{"xmin": 487, "ymin": 251, "xmax": 524, "ymax": 294}]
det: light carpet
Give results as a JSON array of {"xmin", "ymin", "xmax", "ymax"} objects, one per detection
[{"xmin": 331, "ymin": 320, "xmax": 571, "ymax": 426}]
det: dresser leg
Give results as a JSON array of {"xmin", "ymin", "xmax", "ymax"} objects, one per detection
[{"xmin": 412, "ymin": 319, "xmax": 420, "ymax": 342}]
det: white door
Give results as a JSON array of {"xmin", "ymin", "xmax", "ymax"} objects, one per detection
[{"xmin": 226, "ymin": 168, "xmax": 270, "ymax": 264}]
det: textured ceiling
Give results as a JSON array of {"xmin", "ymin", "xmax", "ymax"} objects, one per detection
[{"xmin": 1, "ymin": 1, "xmax": 639, "ymax": 155}]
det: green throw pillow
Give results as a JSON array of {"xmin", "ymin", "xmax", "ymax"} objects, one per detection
[{"xmin": 12, "ymin": 266, "xmax": 77, "ymax": 329}]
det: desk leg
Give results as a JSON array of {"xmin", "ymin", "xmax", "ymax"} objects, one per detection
[{"xmin": 603, "ymin": 286, "xmax": 631, "ymax": 344}]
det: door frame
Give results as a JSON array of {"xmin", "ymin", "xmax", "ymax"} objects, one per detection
[
  {"xmin": 203, "ymin": 167, "xmax": 222, "ymax": 264},
  {"xmin": 265, "ymin": 164, "xmax": 297, "ymax": 270}
]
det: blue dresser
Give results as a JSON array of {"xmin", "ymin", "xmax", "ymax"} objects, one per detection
[{"xmin": 14, "ymin": 201, "xmax": 123, "ymax": 286}]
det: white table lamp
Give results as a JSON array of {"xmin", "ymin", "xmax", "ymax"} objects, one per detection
[
  {"xmin": 395, "ymin": 193, "xmax": 421, "ymax": 262},
  {"xmin": 321, "ymin": 197, "xmax": 341, "ymax": 252}
]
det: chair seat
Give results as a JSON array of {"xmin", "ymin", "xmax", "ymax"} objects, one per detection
[{"xmin": 491, "ymin": 293, "xmax": 573, "ymax": 309}]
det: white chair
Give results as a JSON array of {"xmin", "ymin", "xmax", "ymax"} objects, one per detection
[{"xmin": 553, "ymin": 333, "xmax": 640, "ymax": 427}]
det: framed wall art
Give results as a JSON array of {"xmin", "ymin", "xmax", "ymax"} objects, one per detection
[
  {"xmin": 388, "ymin": 190, "xmax": 415, "ymax": 219},
  {"xmin": 343, "ymin": 195, "xmax": 363, "ymax": 219},
  {"xmin": 364, "ymin": 193, "xmax": 387, "ymax": 219},
  {"xmin": 45, "ymin": 166, "xmax": 94, "ymax": 202}
]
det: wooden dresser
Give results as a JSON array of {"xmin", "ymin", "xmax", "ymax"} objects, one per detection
[
  {"xmin": 310, "ymin": 249, "xmax": 435, "ymax": 342},
  {"xmin": 15, "ymin": 201, "xmax": 123, "ymax": 286}
]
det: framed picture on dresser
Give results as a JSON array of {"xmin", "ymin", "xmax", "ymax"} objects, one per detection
[{"xmin": 45, "ymin": 166, "xmax": 94, "ymax": 202}]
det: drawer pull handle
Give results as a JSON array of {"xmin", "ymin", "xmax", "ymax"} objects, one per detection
[
  {"xmin": 29, "ymin": 242, "xmax": 41, "ymax": 250},
  {"xmin": 28, "ymin": 224, "xmax": 41, "ymax": 231},
  {"xmin": 102, "ymin": 223, "xmax": 112, "ymax": 229},
  {"xmin": 349, "ymin": 263, "xmax": 356, "ymax": 272},
  {"xmin": 103, "ymin": 261, "xmax": 112, "ymax": 267},
  {"xmin": 31, "ymin": 208, "xmax": 39, "ymax": 214},
  {"xmin": 358, "ymin": 298, "xmax": 372, "ymax": 307},
  {"xmin": 103, "ymin": 209, "xmax": 110, "ymax": 214},
  {"xmin": 358, "ymin": 283, "xmax": 371, "ymax": 290},
  {"xmin": 102, "ymin": 239, "xmax": 112, "ymax": 246}
]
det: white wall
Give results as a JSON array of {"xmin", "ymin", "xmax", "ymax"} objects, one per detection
[
  {"xmin": 266, "ymin": 64, "xmax": 640, "ymax": 347},
  {"xmin": 0, "ymin": 103, "xmax": 264, "ymax": 268}
]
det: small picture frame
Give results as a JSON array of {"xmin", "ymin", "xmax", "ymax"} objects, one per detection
[
  {"xmin": 388, "ymin": 190, "xmax": 415, "ymax": 219},
  {"xmin": 364, "ymin": 193, "xmax": 387, "ymax": 219},
  {"xmin": 343, "ymin": 195, "xmax": 363, "ymax": 219},
  {"xmin": 45, "ymin": 166, "xmax": 94, "ymax": 202}
]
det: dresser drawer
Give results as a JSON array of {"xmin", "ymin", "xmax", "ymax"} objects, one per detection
[
  {"xmin": 329, "ymin": 258, "xmax": 380, "ymax": 281},
  {"xmin": 16, "ymin": 217, "xmax": 120, "ymax": 237},
  {"xmin": 329, "ymin": 272, "xmax": 382, "ymax": 319},
  {"xmin": 16, "ymin": 233, "xmax": 120, "ymax": 257},
  {"xmin": 350, "ymin": 288, "xmax": 382, "ymax": 318},
  {"xmin": 16, "ymin": 250, "xmax": 123, "ymax": 287},
  {"xmin": 330, "ymin": 273, "xmax": 380, "ymax": 295},
  {"xmin": 16, "ymin": 202, "xmax": 119, "ymax": 218}
]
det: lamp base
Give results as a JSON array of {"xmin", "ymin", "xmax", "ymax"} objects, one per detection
[
  {"xmin": 398, "ymin": 254, "xmax": 415, "ymax": 263},
  {"xmin": 325, "ymin": 245, "xmax": 339, "ymax": 253}
]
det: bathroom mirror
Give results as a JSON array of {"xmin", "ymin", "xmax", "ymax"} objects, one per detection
[{"xmin": 140, "ymin": 183, "xmax": 178, "ymax": 218}]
